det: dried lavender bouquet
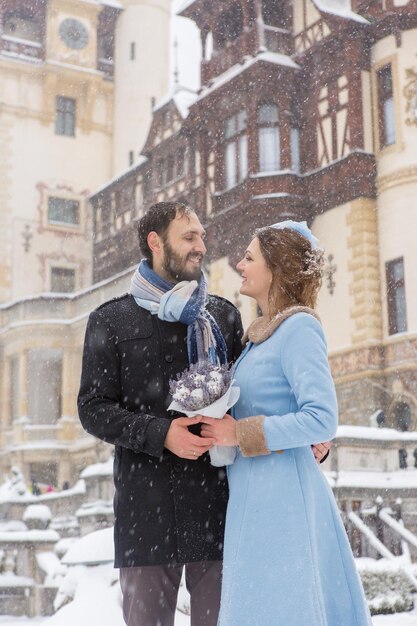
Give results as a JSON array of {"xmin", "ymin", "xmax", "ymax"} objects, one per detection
[{"xmin": 168, "ymin": 362, "xmax": 240, "ymax": 466}]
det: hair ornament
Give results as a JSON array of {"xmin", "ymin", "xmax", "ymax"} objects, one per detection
[{"xmin": 270, "ymin": 220, "xmax": 319, "ymax": 250}]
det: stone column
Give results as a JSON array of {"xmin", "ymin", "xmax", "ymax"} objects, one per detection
[{"xmin": 347, "ymin": 198, "xmax": 383, "ymax": 344}]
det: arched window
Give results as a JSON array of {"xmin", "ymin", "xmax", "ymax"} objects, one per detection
[
  {"xmin": 393, "ymin": 402, "xmax": 412, "ymax": 432},
  {"xmin": 216, "ymin": 2, "xmax": 244, "ymax": 48},
  {"xmin": 258, "ymin": 104, "xmax": 280, "ymax": 172}
]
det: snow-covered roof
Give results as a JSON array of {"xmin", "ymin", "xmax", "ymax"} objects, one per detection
[
  {"xmin": 176, "ymin": 0, "xmax": 196, "ymax": 14},
  {"xmin": 197, "ymin": 52, "xmax": 300, "ymax": 102},
  {"xmin": 336, "ymin": 425, "xmax": 417, "ymax": 442},
  {"xmin": 171, "ymin": 90, "xmax": 197, "ymax": 119},
  {"xmin": 62, "ymin": 527, "xmax": 114, "ymax": 565},
  {"xmin": 92, "ymin": 158, "xmax": 147, "ymax": 197},
  {"xmin": 153, "ymin": 87, "xmax": 198, "ymax": 119},
  {"xmin": 312, "ymin": 0, "xmax": 369, "ymax": 24},
  {"xmin": 0, "ymin": 264, "xmax": 135, "ymax": 313},
  {"xmin": 100, "ymin": 0, "xmax": 123, "ymax": 9}
]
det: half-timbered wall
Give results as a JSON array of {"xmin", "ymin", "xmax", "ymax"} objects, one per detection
[
  {"xmin": 317, "ymin": 75, "xmax": 350, "ymax": 167},
  {"xmin": 293, "ymin": 0, "xmax": 330, "ymax": 54}
]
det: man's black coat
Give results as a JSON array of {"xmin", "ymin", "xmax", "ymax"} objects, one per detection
[{"xmin": 78, "ymin": 293, "xmax": 243, "ymax": 567}]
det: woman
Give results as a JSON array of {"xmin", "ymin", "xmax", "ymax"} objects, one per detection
[{"xmin": 200, "ymin": 221, "xmax": 372, "ymax": 626}]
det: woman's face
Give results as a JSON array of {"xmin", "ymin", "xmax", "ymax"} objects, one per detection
[{"xmin": 236, "ymin": 237, "xmax": 273, "ymax": 302}]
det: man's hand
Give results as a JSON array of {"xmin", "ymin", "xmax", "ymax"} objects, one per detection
[
  {"xmin": 312, "ymin": 441, "xmax": 331, "ymax": 464},
  {"xmin": 164, "ymin": 417, "xmax": 216, "ymax": 460}
]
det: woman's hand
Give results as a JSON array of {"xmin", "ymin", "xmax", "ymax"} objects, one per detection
[
  {"xmin": 311, "ymin": 441, "xmax": 331, "ymax": 464},
  {"xmin": 200, "ymin": 414, "xmax": 238, "ymax": 446}
]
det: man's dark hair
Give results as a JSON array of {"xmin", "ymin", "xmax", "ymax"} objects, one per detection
[{"xmin": 138, "ymin": 201, "xmax": 192, "ymax": 265}]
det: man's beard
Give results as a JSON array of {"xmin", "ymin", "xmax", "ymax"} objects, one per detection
[{"xmin": 163, "ymin": 240, "xmax": 203, "ymax": 282}]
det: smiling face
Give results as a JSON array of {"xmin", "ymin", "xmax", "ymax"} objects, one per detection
[
  {"xmin": 150, "ymin": 211, "xmax": 207, "ymax": 283},
  {"xmin": 236, "ymin": 237, "xmax": 273, "ymax": 309}
]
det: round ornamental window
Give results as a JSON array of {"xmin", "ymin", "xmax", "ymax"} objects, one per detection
[{"xmin": 59, "ymin": 18, "xmax": 89, "ymax": 50}]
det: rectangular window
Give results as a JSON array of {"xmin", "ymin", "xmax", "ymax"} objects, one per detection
[
  {"xmin": 129, "ymin": 151, "xmax": 134, "ymax": 166},
  {"xmin": 225, "ymin": 141, "xmax": 237, "ymax": 188},
  {"xmin": 48, "ymin": 197, "xmax": 80, "ymax": 226},
  {"xmin": 176, "ymin": 148, "xmax": 186, "ymax": 178},
  {"xmin": 259, "ymin": 127, "xmax": 280, "ymax": 172},
  {"xmin": 9, "ymin": 356, "xmax": 19, "ymax": 423},
  {"xmin": 224, "ymin": 110, "xmax": 248, "ymax": 189},
  {"xmin": 50, "ymin": 267, "xmax": 76, "ymax": 293},
  {"xmin": 258, "ymin": 104, "xmax": 280, "ymax": 173},
  {"xmin": 377, "ymin": 65, "xmax": 395, "ymax": 148},
  {"xmin": 238, "ymin": 134, "xmax": 248, "ymax": 181},
  {"xmin": 157, "ymin": 159, "xmax": 164, "ymax": 187},
  {"xmin": 166, "ymin": 155, "xmax": 175, "ymax": 182},
  {"xmin": 130, "ymin": 42, "xmax": 136, "ymax": 60},
  {"xmin": 55, "ymin": 96, "xmax": 76, "ymax": 137},
  {"xmin": 386, "ymin": 257, "xmax": 407, "ymax": 335},
  {"xmin": 291, "ymin": 127, "xmax": 300, "ymax": 173},
  {"xmin": 27, "ymin": 348, "xmax": 62, "ymax": 424}
]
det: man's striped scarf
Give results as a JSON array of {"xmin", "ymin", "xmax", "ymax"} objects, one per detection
[{"xmin": 130, "ymin": 260, "xmax": 228, "ymax": 365}]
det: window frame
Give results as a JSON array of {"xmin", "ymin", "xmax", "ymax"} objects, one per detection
[
  {"xmin": 47, "ymin": 196, "xmax": 80, "ymax": 227},
  {"xmin": 372, "ymin": 55, "xmax": 401, "ymax": 155},
  {"xmin": 50, "ymin": 266, "xmax": 76, "ymax": 293},
  {"xmin": 257, "ymin": 103, "xmax": 280, "ymax": 173},
  {"xmin": 377, "ymin": 64, "xmax": 396, "ymax": 149},
  {"xmin": 386, "ymin": 256, "xmax": 407, "ymax": 336},
  {"xmin": 55, "ymin": 96, "xmax": 76, "ymax": 137},
  {"xmin": 224, "ymin": 109, "xmax": 248, "ymax": 190}
]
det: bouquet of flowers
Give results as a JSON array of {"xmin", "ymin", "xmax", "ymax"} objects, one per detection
[{"xmin": 168, "ymin": 362, "xmax": 240, "ymax": 466}]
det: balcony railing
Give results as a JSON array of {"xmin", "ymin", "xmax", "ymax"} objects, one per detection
[
  {"xmin": 1, "ymin": 34, "xmax": 44, "ymax": 60},
  {"xmin": 263, "ymin": 25, "xmax": 293, "ymax": 56},
  {"xmin": 202, "ymin": 24, "xmax": 293, "ymax": 85}
]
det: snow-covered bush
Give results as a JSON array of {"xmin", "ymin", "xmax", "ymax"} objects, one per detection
[
  {"xmin": 0, "ymin": 466, "xmax": 28, "ymax": 499},
  {"xmin": 359, "ymin": 566, "xmax": 414, "ymax": 615}
]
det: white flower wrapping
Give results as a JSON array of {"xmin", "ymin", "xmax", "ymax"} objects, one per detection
[{"xmin": 168, "ymin": 364, "xmax": 240, "ymax": 466}]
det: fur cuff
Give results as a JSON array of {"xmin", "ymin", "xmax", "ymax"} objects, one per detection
[{"xmin": 236, "ymin": 416, "xmax": 271, "ymax": 457}]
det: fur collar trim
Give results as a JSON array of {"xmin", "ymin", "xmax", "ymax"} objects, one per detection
[{"xmin": 243, "ymin": 306, "xmax": 320, "ymax": 345}]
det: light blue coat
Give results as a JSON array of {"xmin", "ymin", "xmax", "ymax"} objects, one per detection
[{"xmin": 219, "ymin": 313, "xmax": 372, "ymax": 626}]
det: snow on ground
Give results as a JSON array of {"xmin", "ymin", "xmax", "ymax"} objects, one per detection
[
  {"xmin": 373, "ymin": 609, "xmax": 417, "ymax": 625},
  {"xmin": 0, "ymin": 533, "xmax": 416, "ymax": 626},
  {"xmin": 0, "ymin": 609, "xmax": 417, "ymax": 625}
]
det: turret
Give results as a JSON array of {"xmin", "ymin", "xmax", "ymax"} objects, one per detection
[{"xmin": 112, "ymin": 0, "xmax": 171, "ymax": 174}]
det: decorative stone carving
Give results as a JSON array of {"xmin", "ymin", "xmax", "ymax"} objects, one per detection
[{"xmin": 404, "ymin": 67, "xmax": 417, "ymax": 127}]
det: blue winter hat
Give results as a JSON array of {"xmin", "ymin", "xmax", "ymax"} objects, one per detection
[{"xmin": 270, "ymin": 220, "xmax": 319, "ymax": 250}]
